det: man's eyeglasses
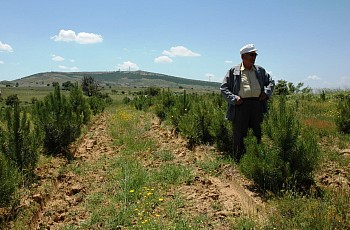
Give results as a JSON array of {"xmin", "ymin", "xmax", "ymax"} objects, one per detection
[{"xmin": 246, "ymin": 53, "xmax": 258, "ymax": 57}]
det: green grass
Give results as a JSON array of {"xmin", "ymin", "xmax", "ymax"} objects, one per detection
[
  {"xmin": 0, "ymin": 86, "xmax": 61, "ymax": 105},
  {"xmin": 152, "ymin": 163, "xmax": 195, "ymax": 185},
  {"xmin": 197, "ymin": 155, "xmax": 227, "ymax": 176},
  {"xmin": 265, "ymin": 188, "xmax": 350, "ymax": 229},
  {"xmin": 76, "ymin": 105, "xmax": 198, "ymax": 229},
  {"xmin": 2, "ymin": 88, "xmax": 350, "ymax": 229},
  {"xmin": 152, "ymin": 149, "xmax": 175, "ymax": 162}
]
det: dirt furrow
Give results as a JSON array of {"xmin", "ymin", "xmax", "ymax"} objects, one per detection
[
  {"xmin": 148, "ymin": 118, "xmax": 266, "ymax": 225},
  {"xmin": 35, "ymin": 114, "xmax": 116, "ymax": 229}
]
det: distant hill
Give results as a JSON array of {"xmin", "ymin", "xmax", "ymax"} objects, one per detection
[{"xmin": 6, "ymin": 70, "xmax": 220, "ymax": 90}]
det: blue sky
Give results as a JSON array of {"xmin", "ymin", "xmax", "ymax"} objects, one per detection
[{"xmin": 1, "ymin": 0, "xmax": 349, "ymax": 89}]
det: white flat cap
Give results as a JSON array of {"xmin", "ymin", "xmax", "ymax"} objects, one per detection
[{"xmin": 240, "ymin": 44, "xmax": 258, "ymax": 55}]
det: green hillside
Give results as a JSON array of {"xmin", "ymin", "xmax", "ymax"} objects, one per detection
[{"xmin": 9, "ymin": 70, "xmax": 220, "ymax": 89}]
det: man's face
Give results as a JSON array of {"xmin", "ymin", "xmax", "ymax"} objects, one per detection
[{"xmin": 242, "ymin": 52, "xmax": 257, "ymax": 67}]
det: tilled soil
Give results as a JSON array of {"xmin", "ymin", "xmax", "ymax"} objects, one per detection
[
  {"xmin": 147, "ymin": 118, "xmax": 266, "ymax": 226},
  {"xmin": 35, "ymin": 114, "xmax": 117, "ymax": 229}
]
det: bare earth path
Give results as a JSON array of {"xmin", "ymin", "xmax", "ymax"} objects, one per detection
[{"xmin": 9, "ymin": 112, "xmax": 266, "ymax": 229}]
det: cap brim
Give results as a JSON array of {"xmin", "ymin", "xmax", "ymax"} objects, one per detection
[{"xmin": 241, "ymin": 49, "xmax": 257, "ymax": 54}]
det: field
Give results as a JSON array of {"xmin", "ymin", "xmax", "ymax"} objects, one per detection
[
  {"xmin": 0, "ymin": 85, "xmax": 216, "ymax": 107},
  {"xmin": 0, "ymin": 86, "xmax": 349, "ymax": 229}
]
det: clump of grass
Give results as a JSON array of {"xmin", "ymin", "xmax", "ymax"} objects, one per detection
[
  {"xmin": 152, "ymin": 163, "xmax": 195, "ymax": 185},
  {"xmin": 153, "ymin": 149, "xmax": 175, "ymax": 162},
  {"xmin": 233, "ymin": 217, "xmax": 257, "ymax": 230},
  {"xmin": 197, "ymin": 157, "xmax": 222, "ymax": 176},
  {"xmin": 266, "ymin": 187, "xmax": 350, "ymax": 229}
]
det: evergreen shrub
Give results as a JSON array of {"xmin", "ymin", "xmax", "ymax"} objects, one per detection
[
  {"xmin": 88, "ymin": 95, "xmax": 106, "ymax": 115},
  {"xmin": 335, "ymin": 93, "xmax": 350, "ymax": 134},
  {"xmin": 0, "ymin": 154, "xmax": 19, "ymax": 207},
  {"xmin": 240, "ymin": 97, "xmax": 320, "ymax": 193},
  {"xmin": 69, "ymin": 84, "xmax": 91, "ymax": 125},
  {"xmin": 166, "ymin": 90, "xmax": 190, "ymax": 128},
  {"xmin": 1, "ymin": 103, "xmax": 39, "ymax": 178},
  {"xmin": 153, "ymin": 89, "xmax": 176, "ymax": 120},
  {"xmin": 122, "ymin": 96, "xmax": 131, "ymax": 104},
  {"xmin": 178, "ymin": 99, "xmax": 214, "ymax": 147},
  {"xmin": 34, "ymin": 85, "xmax": 82, "ymax": 156},
  {"xmin": 208, "ymin": 105, "xmax": 232, "ymax": 153},
  {"xmin": 132, "ymin": 95, "xmax": 153, "ymax": 112}
]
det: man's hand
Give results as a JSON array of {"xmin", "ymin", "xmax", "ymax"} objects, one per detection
[
  {"xmin": 259, "ymin": 92, "xmax": 268, "ymax": 101},
  {"xmin": 236, "ymin": 96, "xmax": 243, "ymax": 105}
]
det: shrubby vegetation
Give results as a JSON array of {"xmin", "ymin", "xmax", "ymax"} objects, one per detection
[
  {"xmin": 0, "ymin": 78, "xmax": 109, "ymax": 209},
  {"xmin": 274, "ymin": 80, "xmax": 312, "ymax": 95},
  {"xmin": 129, "ymin": 86, "xmax": 349, "ymax": 195},
  {"xmin": 1, "ymin": 80, "xmax": 349, "ymax": 228},
  {"xmin": 0, "ymin": 154, "xmax": 19, "ymax": 207},
  {"xmin": 0, "ymin": 100, "xmax": 39, "ymax": 207},
  {"xmin": 1, "ymin": 103, "xmax": 40, "ymax": 178},
  {"xmin": 34, "ymin": 85, "xmax": 85, "ymax": 156},
  {"xmin": 240, "ymin": 97, "xmax": 319, "ymax": 193},
  {"xmin": 335, "ymin": 93, "xmax": 350, "ymax": 134},
  {"xmin": 131, "ymin": 89, "xmax": 231, "ymax": 151}
]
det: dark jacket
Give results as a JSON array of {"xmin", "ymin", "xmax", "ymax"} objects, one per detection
[{"xmin": 220, "ymin": 64, "xmax": 275, "ymax": 121}]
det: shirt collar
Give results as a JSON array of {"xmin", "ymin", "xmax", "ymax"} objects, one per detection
[{"xmin": 240, "ymin": 63, "xmax": 256, "ymax": 71}]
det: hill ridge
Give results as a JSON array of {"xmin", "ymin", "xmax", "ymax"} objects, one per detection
[{"xmin": 7, "ymin": 70, "xmax": 220, "ymax": 89}]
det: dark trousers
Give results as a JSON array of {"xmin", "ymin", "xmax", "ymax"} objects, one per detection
[{"xmin": 232, "ymin": 99, "xmax": 264, "ymax": 161}]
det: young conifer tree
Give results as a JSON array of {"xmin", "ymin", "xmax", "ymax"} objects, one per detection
[
  {"xmin": 34, "ymin": 85, "xmax": 81, "ymax": 157},
  {"xmin": 1, "ymin": 102, "xmax": 39, "ymax": 179},
  {"xmin": 240, "ymin": 96, "xmax": 319, "ymax": 193},
  {"xmin": 69, "ymin": 83, "xmax": 91, "ymax": 125},
  {"xmin": 0, "ymin": 153, "xmax": 19, "ymax": 207},
  {"xmin": 336, "ymin": 93, "xmax": 350, "ymax": 134}
]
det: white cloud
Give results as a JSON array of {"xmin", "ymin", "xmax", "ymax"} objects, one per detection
[
  {"xmin": 301, "ymin": 75, "xmax": 350, "ymax": 89},
  {"xmin": 70, "ymin": 59, "xmax": 75, "ymax": 63},
  {"xmin": 0, "ymin": 41, "xmax": 13, "ymax": 52},
  {"xmin": 225, "ymin": 60, "xmax": 233, "ymax": 64},
  {"xmin": 52, "ymin": 54, "xmax": 65, "ymax": 62},
  {"xmin": 162, "ymin": 46, "xmax": 200, "ymax": 57},
  {"xmin": 306, "ymin": 75, "xmax": 321, "ymax": 81},
  {"xmin": 117, "ymin": 61, "xmax": 139, "ymax": 71},
  {"xmin": 58, "ymin": 65, "xmax": 79, "ymax": 71},
  {"xmin": 51, "ymin": 29, "xmax": 103, "ymax": 44},
  {"xmin": 76, "ymin": 32, "xmax": 103, "ymax": 44},
  {"xmin": 0, "ymin": 60, "xmax": 4, "ymax": 64},
  {"xmin": 154, "ymin": 56, "xmax": 173, "ymax": 63}
]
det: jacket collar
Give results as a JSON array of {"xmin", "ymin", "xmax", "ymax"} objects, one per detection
[{"xmin": 233, "ymin": 64, "xmax": 258, "ymax": 75}]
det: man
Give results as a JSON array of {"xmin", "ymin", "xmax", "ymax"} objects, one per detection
[{"xmin": 220, "ymin": 44, "xmax": 274, "ymax": 161}]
